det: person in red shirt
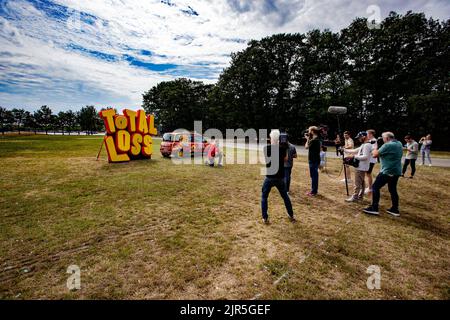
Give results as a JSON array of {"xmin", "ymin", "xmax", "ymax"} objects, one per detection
[{"xmin": 205, "ymin": 138, "xmax": 223, "ymax": 167}]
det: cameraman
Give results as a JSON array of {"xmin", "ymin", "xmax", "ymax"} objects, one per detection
[
  {"xmin": 305, "ymin": 126, "xmax": 321, "ymax": 196},
  {"xmin": 363, "ymin": 132, "xmax": 403, "ymax": 217},
  {"xmin": 344, "ymin": 131, "xmax": 372, "ymax": 202},
  {"xmin": 365, "ymin": 129, "xmax": 378, "ymax": 195},
  {"xmin": 261, "ymin": 130, "xmax": 295, "ymax": 224}
]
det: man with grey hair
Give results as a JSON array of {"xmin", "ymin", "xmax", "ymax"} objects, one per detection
[
  {"xmin": 261, "ymin": 129, "xmax": 295, "ymax": 224},
  {"xmin": 363, "ymin": 132, "xmax": 403, "ymax": 217}
]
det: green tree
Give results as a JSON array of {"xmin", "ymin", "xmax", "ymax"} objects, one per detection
[
  {"xmin": 0, "ymin": 107, "xmax": 14, "ymax": 135},
  {"xmin": 140, "ymin": 11, "xmax": 450, "ymax": 148},
  {"xmin": 65, "ymin": 110, "xmax": 77, "ymax": 135},
  {"xmin": 24, "ymin": 111, "xmax": 38, "ymax": 134},
  {"xmin": 78, "ymin": 106, "xmax": 103, "ymax": 135},
  {"xmin": 35, "ymin": 106, "xmax": 53, "ymax": 135},
  {"xmin": 142, "ymin": 78, "xmax": 213, "ymax": 132},
  {"xmin": 11, "ymin": 108, "xmax": 27, "ymax": 134}
]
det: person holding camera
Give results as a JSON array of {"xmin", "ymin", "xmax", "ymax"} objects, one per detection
[
  {"xmin": 419, "ymin": 134, "xmax": 433, "ymax": 166},
  {"xmin": 261, "ymin": 130, "xmax": 295, "ymax": 224},
  {"xmin": 344, "ymin": 132, "xmax": 372, "ymax": 202},
  {"xmin": 284, "ymin": 137, "xmax": 298, "ymax": 194},
  {"xmin": 363, "ymin": 132, "xmax": 403, "ymax": 217},
  {"xmin": 305, "ymin": 126, "xmax": 321, "ymax": 196},
  {"xmin": 402, "ymin": 135, "xmax": 419, "ymax": 178},
  {"xmin": 365, "ymin": 129, "xmax": 378, "ymax": 195}
]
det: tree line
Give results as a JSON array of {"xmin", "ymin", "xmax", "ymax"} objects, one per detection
[
  {"xmin": 0, "ymin": 105, "xmax": 104, "ymax": 135},
  {"xmin": 142, "ymin": 12, "xmax": 450, "ymax": 149}
]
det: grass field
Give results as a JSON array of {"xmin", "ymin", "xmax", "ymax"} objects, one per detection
[{"xmin": 0, "ymin": 134, "xmax": 449, "ymax": 300}]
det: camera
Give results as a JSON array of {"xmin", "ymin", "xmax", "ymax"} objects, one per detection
[
  {"xmin": 375, "ymin": 137, "xmax": 384, "ymax": 149},
  {"xmin": 343, "ymin": 155, "xmax": 360, "ymax": 168},
  {"xmin": 279, "ymin": 132, "xmax": 289, "ymax": 147}
]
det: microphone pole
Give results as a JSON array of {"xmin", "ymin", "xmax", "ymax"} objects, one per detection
[{"xmin": 328, "ymin": 106, "xmax": 349, "ymax": 196}]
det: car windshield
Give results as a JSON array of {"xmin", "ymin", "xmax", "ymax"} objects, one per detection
[{"xmin": 162, "ymin": 133, "xmax": 173, "ymax": 142}]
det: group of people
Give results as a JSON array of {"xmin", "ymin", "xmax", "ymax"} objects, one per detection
[{"xmin": 260, "ymin": 128, "xmax": 434, "ymax": 224}]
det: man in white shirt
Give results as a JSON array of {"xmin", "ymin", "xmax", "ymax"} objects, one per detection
[
  {"xmin": 366, "ymin": 129, "xmax": 378, "ymax": 194},
  {"xmin": 342, "ymin": 131, "xmax": 354, "ymax": 183},
  {"xmin": 344, "ymin": 131, "xmax": 372, "ymax": 202}
]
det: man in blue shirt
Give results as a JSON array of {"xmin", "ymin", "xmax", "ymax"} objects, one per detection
[{"xmin": 363, "ymin": 132, "xmax": 403, "ymax": 217}]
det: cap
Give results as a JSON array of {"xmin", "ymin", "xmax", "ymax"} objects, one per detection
[{"xmin": 355, "ymin": 131, "xmax": 368, "ymax": 139}]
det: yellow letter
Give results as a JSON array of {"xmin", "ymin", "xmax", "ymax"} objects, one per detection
[
  {"xmin": 99, "ymin": 109, "xmax": 117, "ymax": 134},
  {"xmin": 114, "ymin": 115, "xmax": 128, "ymax": 130},
  {"xmin": 147, "ymin": 114, "xmax": 157, "ymax": 136},
  {"xmin": 116, "ymin": 130, "xmax": 131, "ymax": 153},
  {"xmin": 123, "ymin": 109, "xmax": 137, "ymax": 133},
  {"xmin": 142, "ymin": 134, "xmax": 153, "ymax": 157},
  {"xmin": 137, "ymin": 110, "xmax": 149, "ymax": 134},
  {"xmin": 104, "ymin": 135, "xmax": 130, "ymax": 163},
  {"xmin": 130, "ymin": 133, "xmax": 143, "ymax": 156}
]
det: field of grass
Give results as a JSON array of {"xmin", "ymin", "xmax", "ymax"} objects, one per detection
[{"xmin": 0, "ymin": 134, "xmax": 449, "ymax": 299}]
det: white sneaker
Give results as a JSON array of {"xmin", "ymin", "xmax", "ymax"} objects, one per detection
[
  {"xmin": 364, "ymin": 188, "xmax": 372, "ymax": 194},
  {"xmin": 345, "ymin": 197, "xmax": 358, "ymax": 202}
]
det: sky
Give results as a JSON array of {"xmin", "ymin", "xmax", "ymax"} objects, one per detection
[{"xmin": 0, "ymin": 0, "xmax": 449, "ymax": 112}]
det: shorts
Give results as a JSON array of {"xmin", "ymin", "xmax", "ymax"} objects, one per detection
[{"xmin": 368, "ymin": 162, "xmax": 375, "ymax": 174}]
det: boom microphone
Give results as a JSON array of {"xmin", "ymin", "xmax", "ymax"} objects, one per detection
[{"xmin": 328, "ymin": 106, "xmax": 348, "ymax": 115}]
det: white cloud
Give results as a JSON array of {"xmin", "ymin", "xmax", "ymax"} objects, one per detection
[{"xmin": 0, "ymin": 0, "xmax": 449, "ymax": 110}]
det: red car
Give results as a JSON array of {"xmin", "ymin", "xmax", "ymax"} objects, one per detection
[{"xmin": 160, "ymin": 132, "xmax": 209, "ymax": 158}]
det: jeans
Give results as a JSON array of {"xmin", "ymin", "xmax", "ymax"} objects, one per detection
[
  {"xmin": 422, "ymin": 150, "xmax": 432, "ymax": 165},
  {"xmin": 261, "ymin": 177, "xmax": 294, "ymax": 220},
  {"xmin": 309, "ymin": 161, "xmax": 320, "ymax": 194},
  {"xmin": 372, "ymin": 173, "xmax": 400, "ymax": 211},
  {"xmin": 402, "ymin": 159, "xmax": 416, "ymax": 176},
  {"xmin": 284, "ymin": 167, "xmax": 293, "ymax": 192}
]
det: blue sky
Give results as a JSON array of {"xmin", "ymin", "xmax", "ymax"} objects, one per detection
[{"xmin": 0, "ymin": 0, "xmax": 449, "ymax": 112}]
